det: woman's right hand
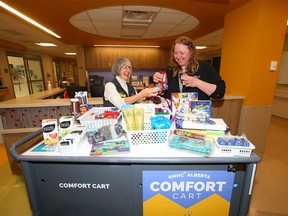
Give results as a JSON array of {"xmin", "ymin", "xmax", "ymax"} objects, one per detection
[
  {"xmin": 153, "ymin": 72, "xmax": 163, "ymax": 83},
  {"xmin": 140, "ymin": 87, "xmax": 158, "ymax": 98}
]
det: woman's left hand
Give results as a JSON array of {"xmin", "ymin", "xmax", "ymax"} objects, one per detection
[
  {"xmin": 181, "ymin": 75, "xmax": 217, "ymax": 96},
  {"xmin": 181, "ymin": 75, "xmax": 199, "ymax": 87}
]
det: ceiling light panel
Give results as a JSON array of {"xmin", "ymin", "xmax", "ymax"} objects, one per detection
[
  {"xmin": 160, "ymin": 8, "xmax": 185, "ymax": 14},
  {"xmin": 97, "ymin": 28, "xmax": 121, "ymax": 37},
  {"xmin": 182, "ymin": 16, "xmax": 200, "ymax": 26},
  {"xmin": 164, "ymin": 31, "xmax": 183, "ymax": 37},
  {"xmin": 148, "ymin": 23, "xmax": 177, "ymax": 31},
  {"xmin": 123, "ymin": 6, "xmax": 161, "ymax": 12},
  {"xmin": 0, "ymin": 1, "xmax": 61, "ymax": 38},
  {"xmin": 92, "ymin": 21, "xmax": 121, "ymax": 28},
  {"xmin": 122, "ymin": 28, "xmax": 147, "ymax": 36},
  {"xmin": 87, "ymin": 9, "xmax": 122, "ymax": 21},
  {"xmin": 36, "ymin": 43, "xmax": 57, "ymax": 47},
  {"xmin": 122, "ymin": 23, "xmax": 150, "ymax": 29},
  {"xmin": 173, "ymin": 24, "xmax": 199, "ymax": 32},
  {"xmin": 153, "ymin": 12, "xmax": 190, "ymax": 24}
]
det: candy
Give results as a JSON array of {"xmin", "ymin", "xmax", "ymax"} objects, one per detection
[
  {"xmin": 217, "ymin": 137, "xmax": 227, "ymax": 145},
  {"xmin": 217, "ymin": 136, "xmax": 250, "ymax": 147}
]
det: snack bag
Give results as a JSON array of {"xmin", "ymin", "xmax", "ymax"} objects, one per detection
[{"xmin": 42, "ymin": 119, "xmax": 59, "ymax": 144}]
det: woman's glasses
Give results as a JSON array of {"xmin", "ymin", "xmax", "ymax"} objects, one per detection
[{"xmin": 122, "ymin": 65, "xmax": 133, "ymax": 70}]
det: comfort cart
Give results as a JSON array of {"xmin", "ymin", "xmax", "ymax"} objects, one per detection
[{"xmin": 10, "ymin": 129, "xmax": 261, "ymax": 216}]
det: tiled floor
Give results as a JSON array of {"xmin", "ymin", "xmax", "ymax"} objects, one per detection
[
  {"xmin": 248, "ymin": 116, "xmax": 288, "ymax": 216},
  {"xmin": 0, "ymin": 145, "xmax": 31, "ymax": 216},
  {"xmin": 0, "ymin": 115, "xmax": 287, "ymax": 216}
]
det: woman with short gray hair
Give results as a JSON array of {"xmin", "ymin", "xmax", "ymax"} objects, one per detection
[{"xmin": 104, "ymin": 56, "xmax": 158, "ymax": 109}]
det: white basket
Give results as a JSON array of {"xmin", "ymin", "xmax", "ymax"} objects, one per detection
[
  {"xmin": 78, "ymin": 107, "xmax": 121, "ymax": 130},
  {"xmin": 123, "ymin": 121, "xmax": 171, "ymax": 145},
  {"xmin": 214, "ymin": 136, "xmax": 255, "ymax": 157}
]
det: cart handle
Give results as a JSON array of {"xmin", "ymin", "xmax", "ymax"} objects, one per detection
[{"xmin": 9, "ymin": 129, "xmax": 43, "ymax": 160}]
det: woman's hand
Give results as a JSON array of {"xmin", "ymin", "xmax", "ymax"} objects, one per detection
[
  {"xmin": 140, "ymin": 87, "xmax": 159, "ymax": 98},
  {"xmin": 181, "ymin": 75, "xmax": 199, "ymax": 87},
  {"xmin": 153, "ymin": 72, "xmax": 163, "ymax": 83},
  {"xmin": 181, "ymin": 75, "xmax": 216, "ymax": 96}
]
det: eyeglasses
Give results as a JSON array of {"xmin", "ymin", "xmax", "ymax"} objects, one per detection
[{"xmin": 122, "ymin": 65, "xmax": 133, "ymax": 70}]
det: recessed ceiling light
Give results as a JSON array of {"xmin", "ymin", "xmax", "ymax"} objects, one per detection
[
  {"xmin": 94, "ymin": 45, "xmax": 160, "ymax": 48},
  {"xmin": 196, "ymin": 46, "xmax": 207, "ymax": 49},
  {"xmin": 65, "ymin": 53, "xmax": 77, "ymax": 55},
  {"xmin": 36, "ymin": 43, "xmax": 57, "ymax": 47}
]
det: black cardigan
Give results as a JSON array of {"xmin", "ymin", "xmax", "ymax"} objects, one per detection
[
  {"xmin": 162, "ymin": 60, "xmax": 226, "ymax": 100},
  {"xmin": 103, "ymin": 78, "xmax": 137, "ymax": 107}
]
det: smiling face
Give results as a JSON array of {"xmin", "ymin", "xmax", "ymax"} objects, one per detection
[
  {"xmin": 173, "ymin": 43, "xmax": 192, "ymax": 70},
  {"xmin": 119, "ymin": 61, "xmax": 133, "ymax": 81}
]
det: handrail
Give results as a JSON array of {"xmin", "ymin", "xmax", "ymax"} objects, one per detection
[{"xmin": 9, "ymin": 128, "xmax": 42, "ymax": 160}]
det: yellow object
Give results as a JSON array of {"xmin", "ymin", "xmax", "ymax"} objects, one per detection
[
  {"xmin": 123, "ymin": 108, "xmax": 136, "ymax": 131},
  {"xmin": 133, "ymin": 108, "xmax": 144, "ymax": 130}
]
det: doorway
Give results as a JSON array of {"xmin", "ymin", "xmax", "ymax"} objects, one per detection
[{"xmin": 7, "ymin": 55, "xmax": 45, "ymax": 97}]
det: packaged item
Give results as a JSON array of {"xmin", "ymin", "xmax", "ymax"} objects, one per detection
[
  {"xmin": 174, "ymin": 129, "xmax": 206, "ymax": 140},
  {"xmin": 42, "ymin": 119, "xmax": 59, "ymax": 144},
  {"xmin": 90, "ymin": 139, "xmax": 130, "ymax": 156},
  {"xmin": 86, "ymin": 124, "xmax": 123, "ymax": 144},
  {"xmin": 59, "ymin": 139, "xmax": 78, "ymax": 155},
  {"xmin": 175, "ymin": 118, "xmax": 228, "ymax": 131},
  {"xmin": 69, "ymin": 125, "xmax": 87, "ymax": 140},
  {"xmin": 155, "ymin": 105, "xmax": 171, "ymax": 119},
  {"xmin": 123, "ymin": 108, "xmax": 136, "ymax": 131},
  {"xmin": 70, "ymin": 98, "xmax": 80, "ymax": 116},
  {"xmin": 160, "ymin": 71, "xmax": 168, "ymax": 90},
  {"xmin": 171, "ymin": 92, "xmax": 198, "ymax": 118},
  {"xmin": 150, "ymin": 115, "xmax": 172, "ymax": 129},
  {"xmin": 213, "ymin": 135, "xmax": 255, "ymax": 157},
  {"xmin": 133, "ymin": 108, "xmax": 144, "ymax": 130},
  {"xmin": 169, "ymin": 134, "xmax": 213, "ymax": 157},
  {"xmin": 59, "ymin": 116, "xmax": 75, "ymax": 139},
  {"xmin": 58, "ymin": 125, "xmax": 87, "ymax": 155},
  {"xmin": 78, "ymin": 107, "xmax": 122, "ymax": 130},
  {"xmin": 135, "ymin": 103, "xmax": 156, "ymax": 123},
  {"xmin": 75, "ymin": 91, "xmax": 89, "ymax": 114},
  {"xmin": 191, "ymin": 100, "xmax": 212, "ymax": 119}
]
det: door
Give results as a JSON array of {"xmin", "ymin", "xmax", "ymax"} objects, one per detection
[
  {"xmin": 26, "ymin": 59, "xmax": 45, "ymax": 94},
  {"xmin": 7, "ymin": 55, "xmax": 45, "ymax": 97}
]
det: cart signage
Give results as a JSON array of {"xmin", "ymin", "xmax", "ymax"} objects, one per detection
[
  {"xmin": 143, "ymin": 170, "xmax": 235, "ymax": 215},
  {"xmin": 58, "ymin": 182, "xmax": 110, "ymax": 189}
]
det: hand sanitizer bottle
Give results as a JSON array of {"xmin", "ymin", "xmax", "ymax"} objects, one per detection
[{"xmin": 48, "ymin": 81, "xmax": 52, "ymax": 90}]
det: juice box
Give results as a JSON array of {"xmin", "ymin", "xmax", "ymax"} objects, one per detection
[
  {"xmin": 42, "ymin": 119, "xmax": 59, "ymax": 144},
  {"xmin": 59, "ymin": 116, "xmax": 75, "ymax": 139}
]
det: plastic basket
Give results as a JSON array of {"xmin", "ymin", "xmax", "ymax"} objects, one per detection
[
  {"xmin": 214, "ymin": 136, "xmax": 255, "ymax": 157},
  {"xmin": 123, "ymin": 121, "xmax": 171, "ymax": 145},
  {"xmin": 78, "ymin": 107, "xmax": 121, "ymax": 130}
]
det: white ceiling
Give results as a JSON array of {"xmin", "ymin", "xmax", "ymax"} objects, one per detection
[
  {"xmin": 0, "ymin": 7, "xmax": 223, "ymax": 60},
  {"xmin": 70, "ymin": 6, "xmax": 200, "ymax": 39}
]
